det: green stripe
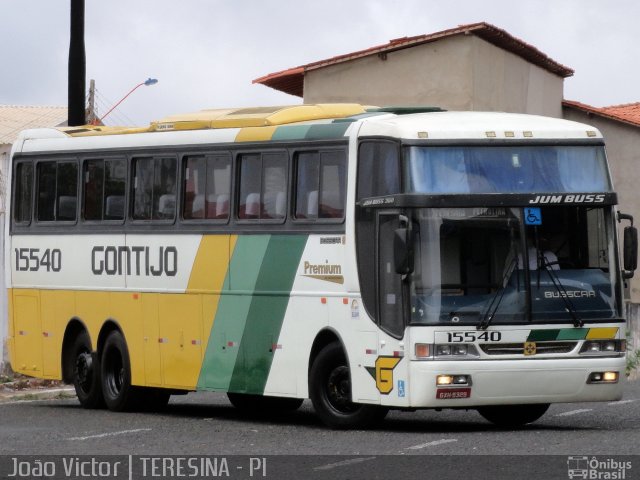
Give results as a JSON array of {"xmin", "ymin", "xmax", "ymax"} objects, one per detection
[
  {"xmin": 556, "ymin": 328, "xmax": 589, "ymax": 340},
  {"xmin": 197, "ymin": 236, "xmax": 270, "ymax": 390},
  {"xmin": 527, "ymin": 329, "xmax": 561, "ymax": 341},
  {"xmin": 229, "ymin": 235, "xmax": 308, "ymax": 394},
  {"xmin": 305, "ymin": 123, "xmax": 350, "ymax": 140},
  {"xmin": 271, "ymin": 125, "xmax": 312, "ymax": 141}
]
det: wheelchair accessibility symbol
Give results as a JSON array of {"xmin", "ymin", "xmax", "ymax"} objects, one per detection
[{"xmin": 524, "ymin": 207, "xmax": 542, "ymax": 225}]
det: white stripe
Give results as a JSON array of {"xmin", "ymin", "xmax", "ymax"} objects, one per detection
[
  {"xmin": 67, "ymin": 428, "xmax": 151, "ymax": 441},
  {"xmin": 406, "ymin": 439, "xmax": 458, "ymax": 450},
  {"xmin": 608, "ymin": 399, "xmax": 636, "ymax": 406},
  {"xmin": 314, "ymin": 457, "xmax": 376, "ymax": 471},
  {"xmin": 555, "ymin": 408, "xmax": 592, "ymax": 417}
]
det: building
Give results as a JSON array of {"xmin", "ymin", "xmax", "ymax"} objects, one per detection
[
  {"xmin": 254, "ymin": 23, "xmax": 573, "ymax": 118},
  {"xmin": 0, "ymin": 105, "xmax": 68, "ymax": 371}
]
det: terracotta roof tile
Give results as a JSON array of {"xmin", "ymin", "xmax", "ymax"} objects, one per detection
[
  {"xmin": 563, "ymin": 100, "xmax": 640, "ymax": 128},
  {"xmin": 254, "ymin": 22, "xmax": 574, "ymax": 97}
]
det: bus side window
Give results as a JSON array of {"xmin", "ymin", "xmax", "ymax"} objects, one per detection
[
  {"xmin": 294, "ymin": 150, "xmax": 346, "ymax": 221},
  {"xmin": 84, "ymin": 159, "xmax": 126, "ymax": 221},
  {"xmin": 133, "ymin": 157, "xmax": 177, "ymax": 221},
  {"xmin": 183, "ymin": 154, "xmax": 231, "ymax": 220},
  {"xmin": 13, "ymin": 162, "xmax": 33, "ymax": 224},
  {"xmin": 36, "ymin": 160, "xmax": 78, "ymax": 222},
  {"xmin": 357, "ymin": 141, "xmax": 400, "ymax": 200},
  {"xmin": 238, "ymin": 152, "xmax": 287, "ymax": 221}
]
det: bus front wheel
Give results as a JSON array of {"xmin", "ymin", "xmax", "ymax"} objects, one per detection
[
  {"xmin": 477, "ymin": 403, "xmax": 550, "ymax": 427},
  {"xmin": 100, "ymin": 330, "xmax": 141, "ymax": 411},
  {"xmin": 71, "ymin": 331, "xmax": 104, "ymax": 409},
  {"xmin": 309, "ymin": 342, "xmax": 388, "ymax": 429}
]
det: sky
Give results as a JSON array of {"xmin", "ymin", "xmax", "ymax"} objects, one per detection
[{"xmin": 2, "ymin": 0, "xmax": 639, "ymax": 126}]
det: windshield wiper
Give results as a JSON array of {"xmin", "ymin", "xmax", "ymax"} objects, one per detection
[
  {"xmin": 477, "ymin": 255, "xmax": 518, "ymax": 330},
  {"xmin": 538, "ymin": 254, "xmax": 584, "ymax": 328}
]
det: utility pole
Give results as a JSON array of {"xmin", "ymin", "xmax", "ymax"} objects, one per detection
[
  {"xmin": 86, "ymin": 79, "xmax": 96, "ymax": 125},
  {"xmin": 68, "ymin": 0, "xmax": 86, "ymax": 126}
]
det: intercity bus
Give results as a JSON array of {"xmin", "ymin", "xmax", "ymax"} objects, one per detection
[{"xmin": 5, "ymin": 104, "xmax": 637, "ymax": 428}]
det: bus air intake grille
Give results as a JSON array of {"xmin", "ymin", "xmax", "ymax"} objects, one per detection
[{"xmin": 479, "ymin": 342, "xmax": 578, "ymax": 355}]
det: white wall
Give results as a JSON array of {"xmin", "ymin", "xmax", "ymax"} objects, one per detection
[{"xmin": 0, "ymin": 147, "xmax": 9, "ymax": 371}]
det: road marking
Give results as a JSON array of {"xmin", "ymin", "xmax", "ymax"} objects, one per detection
[
  {"xmin": 314, "ymin": 457, "xmax": 376, "ymax": 471},
  {"xmin": 555, "ymin": 409, "xmax": 592, "ymax": 417},
  {"xmin": 67, "ymin": 428, "xmax": 152, "ymax": 441},
  {"xmin": 406, "ymin": 439, "xmax": 458, "ymax": 450},
  {"xmin": 608, "ymin": 399, "xmax": 637, "ymax": 406}
]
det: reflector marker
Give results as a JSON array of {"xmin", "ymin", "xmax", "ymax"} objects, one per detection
[
  {"xmin": 393, "ymin": 351, "xmax": 404, "ymax": 357},
  {"xmin": 365, "ymin": 349, "xmax": 377, "ymax": 355},
  {"xmin": 321, "ymin": 297, "xmax": 327, "ymax": 304},
  {"xmin": 158, "ymin": 338, "xmax": 168, "ymax": 344},
  {"xmin": 191, "ymin": 340, "xmax": 201, "ymax": 346}
]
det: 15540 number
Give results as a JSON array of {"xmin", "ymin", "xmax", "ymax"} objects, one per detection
[
  {"xmin": 14, "ymin": 248, "xmax": 62, "ymax": 272},
  {"xmin": 447, "ymin": 331, "xmax": 502, "ymax": 343}
]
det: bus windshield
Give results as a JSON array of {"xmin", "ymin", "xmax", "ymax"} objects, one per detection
[
  {"xmin": 404, "ymin": 145, "xmax": 612, "ymax": 194},
  {"xmin": 409, "ymin": 206, "xmax": 620, "ymax": 326}
]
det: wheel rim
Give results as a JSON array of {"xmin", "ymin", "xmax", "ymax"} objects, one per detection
[
  {"xmin": 74, "ymin": 351, "xmax": 93, "ymax": 394},
  {"xmin": 104, "ymin": 347, "xmax": 124, "ymax": 398},
  {"xmin": 326, "ymin": 365, "xmax": 358, "ymax": 414}
]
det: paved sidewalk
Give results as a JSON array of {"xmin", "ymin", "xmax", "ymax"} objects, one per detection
[{"xmin": 0, "ymin": 376, "xmax": 75, "ymax": 402}]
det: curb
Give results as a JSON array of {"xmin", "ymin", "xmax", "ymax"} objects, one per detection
[{"xmin": 0, "ymin": 387, "xmax": 76, "ymax": 403}]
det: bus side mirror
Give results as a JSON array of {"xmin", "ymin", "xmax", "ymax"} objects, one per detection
[
  {"xmin": 618, "ymin": 212, "xmax": 637, "ymax": 279},
  {"xmin": 623, "ymin": 226, "xmax": 638, "ymax": 278},
  {"xmin": 394, "ymin": 216, "xmax": 414, "ymax": 275}
]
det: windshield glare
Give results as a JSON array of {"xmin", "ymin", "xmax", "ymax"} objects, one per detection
[
  {"xmin": 405, "ymin": 146, "xmax": 611, "ymax": 194},
  {"xmin": 410, "ymin": 206, "xmax": 619, "ymax": 326}
]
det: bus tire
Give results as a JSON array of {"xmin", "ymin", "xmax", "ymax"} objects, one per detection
[
  {"xmin": 227, "ymin": 393, "xmax": 303, "ymax": 412},
  {"xmin": 309, "ymin": 342, "xmax": 388, "ymax": 429},
  {"xmin": 71, "ymin": 331, "xmax": 105, "ymax": 409},
  {"xmin": 100, "ymin": 330, "xmax": 142, "ymax": 412},
  {"xmin": 477, "ymin": 403, "xmax": 550, "ymax": 427}
]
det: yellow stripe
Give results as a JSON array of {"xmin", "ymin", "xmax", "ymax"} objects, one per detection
[
  {"xmin": 586, "ymin": 327, "xmax": 618, "ymax": 339},
  {"xmin": 235, "ymin": 126, "xmax": 277, "ymax": 142}
]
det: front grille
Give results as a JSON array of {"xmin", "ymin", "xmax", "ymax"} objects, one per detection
[{"xmin": 480, "ymin": 342, "xmax": 578, "ymax": 355}]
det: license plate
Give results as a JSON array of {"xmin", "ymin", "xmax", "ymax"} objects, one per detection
[{"xmin": 436, "ymin": 388, "xmax": 471, "ymax": 399}]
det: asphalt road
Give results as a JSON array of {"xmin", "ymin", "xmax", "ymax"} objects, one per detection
[{"xmin": 0, "ymin": 381, "xmax": 638, "ymax": 479}]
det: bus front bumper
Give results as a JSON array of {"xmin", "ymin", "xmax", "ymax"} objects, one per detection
[{"xmin": 408, "ymin": 357, "xmax": 625, "ymax": 408}]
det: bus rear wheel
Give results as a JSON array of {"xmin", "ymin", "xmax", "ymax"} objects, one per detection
[
  {"xmin": 100, "ymin": 330, "xmax": 142, "ymax": 412},
  {"xmin": 71, "ymin": 331, "xmax": 104, "ymax": 409},
  {"xmin": 309, "ymin": 342, "xmax": 388, "ymax": 429},
  {"xmin": 477, "ymin": 403, "xmax": 550, "ymax": 427}
]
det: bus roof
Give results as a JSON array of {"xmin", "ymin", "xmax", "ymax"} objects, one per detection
[{"xmin": 13, "ymin": 105, "xmax": 603, "ymax": 155}]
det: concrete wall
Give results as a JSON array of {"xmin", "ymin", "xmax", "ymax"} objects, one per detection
[
  {"xmin": 303, "ymin": 35, "xmax": 564, "ymax": 117},
  {"xmin": 0, "ymin": 146, "xmax": 9, "ymax": 371}
]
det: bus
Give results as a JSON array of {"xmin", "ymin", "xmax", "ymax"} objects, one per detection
[{"xmin": 4, "ymin": 104, "xmax": 637, "ymax": 428}]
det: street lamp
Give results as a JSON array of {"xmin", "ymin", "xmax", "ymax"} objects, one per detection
[{"xmin": 97, "ymin": 77, "xmax": 158, "ymax": 124}]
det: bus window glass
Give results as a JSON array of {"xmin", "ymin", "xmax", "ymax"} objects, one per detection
[
  {"xmin": 36, "ymin": 161, "xmax": 57, "ymax": 221},
  {"xmin": 357, "ymin": 142, "xmax": 399, "ymax": 200},
  {"xmin": 84, "ymin": 160, "xmax": 104, "ymax": 221},
  {"xmin": 133, "ymin": 157, "xmax": 176, "ymax": 221},
  {"xmin": 238, "ymin": 154, "xmax": 261, "ymax": 219},
  {"xmin": 404, "ymin": 146, "xmax": 611, "ymax": 194},
  {"xmin": 295, "ymin": 150, "xmax": 345, "ymax": 220},
  {"xmin": 238, "ymin": 152, "xmax": 287, "ymax": 221},
  {"xmin": 153, "ymin": 157, "xmax": 177, "ymax": 220},
  {"xmin": 103, "ymin": 159, "xmax": 126, "ymax": 220},
  {"xmin": 319, "ymin": 151, "xmax": 345, "ymax": 219},
  {"xmin": 13, "ymin": 162, "xmax": 33, "ymax": 223},
  {"xmin": 262, "ymin": 153, "xmax": 286, "ymax": 219},
  {"xmin": 183, "ymin": 154, "xmax": 231, "ymax": 220},
  {"xmin": 295, "ymin": 152, "xmax": 320, "ymax": 219},
  {"xmin": 56, "ymin": 162, "xmax": 78, "ymax": 221}
]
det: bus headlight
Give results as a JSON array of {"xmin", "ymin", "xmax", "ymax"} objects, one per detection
[
  {"xmin": 434, "ymin": 344, "xmax": 479, "ymax": 359},
  {"xmin": 580, "ymin": 340, "xmax": 624, "ymax": 355}
]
